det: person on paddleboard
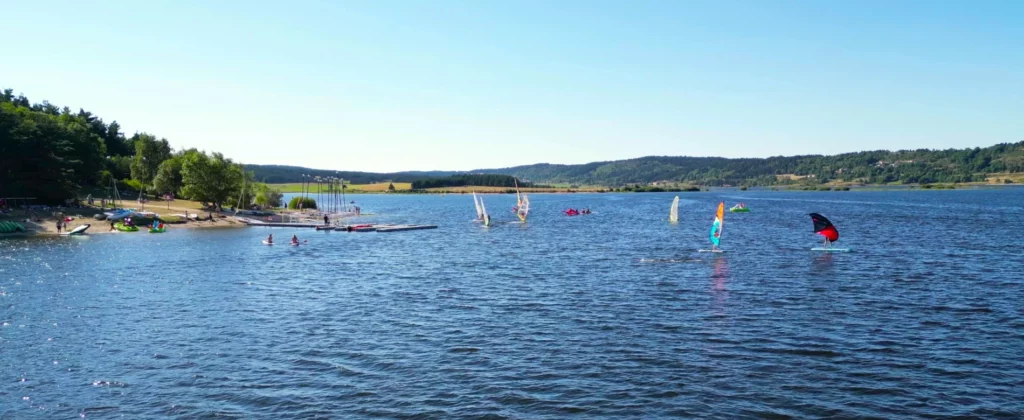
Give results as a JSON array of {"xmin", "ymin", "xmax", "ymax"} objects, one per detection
[
  {"xmin": 266, "ymin": 234, "xmax": 273, "ymax": 244},
  {"xmin": 291, "ymin": 235, "xmax": 299, "ymax": 245}
]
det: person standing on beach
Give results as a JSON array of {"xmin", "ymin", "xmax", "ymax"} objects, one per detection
[{"xmin": 55, "ymin": 219, "xmax": 62, "ymax": 234}]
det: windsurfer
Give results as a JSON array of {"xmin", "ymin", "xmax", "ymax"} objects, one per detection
[{"xmin": 809, "ymin": 213, "xmax": 840, "ymax": 250}]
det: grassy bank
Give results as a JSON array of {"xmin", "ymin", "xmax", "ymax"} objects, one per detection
[{"xmin": 270, "ymin": 182, "xmax": 412, "ymax": 193}]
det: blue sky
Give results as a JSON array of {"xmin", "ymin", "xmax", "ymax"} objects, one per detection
[{"xmin": 3, "ymin": 1, "xmax": 1022, "ymax": 172}]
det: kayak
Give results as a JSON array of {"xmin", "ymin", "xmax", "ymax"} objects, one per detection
[
  {"xmin": 290, "ymin": 242, "xmax": 300, "ymax": 246},
  {"xmin": 149, "ymin": 227, "xmax": 166, "ymax": 233},
  {"xmin": 0, "ymin": 221, "xmax": 26, "ymax": 233},
  {"xmin": 262, "ymin": 240, "xmax": 273, "ymax": 245},
  {"xmin": 729, "ymin": 208, "xmax": 750, "ymax": 213},
  {"xmin": 114, "ymin": 222, "xmax": 138, "ymax": 232}
]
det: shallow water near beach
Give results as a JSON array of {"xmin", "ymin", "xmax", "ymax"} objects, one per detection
[{"xmin": 2, "ymin": 189, "xmax": 1022, "ymax": 418}]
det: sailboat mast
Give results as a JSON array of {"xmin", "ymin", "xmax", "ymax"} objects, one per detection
[{"xmin": 234, "ymin": 164, "xmax": 246, "ymax": 216}]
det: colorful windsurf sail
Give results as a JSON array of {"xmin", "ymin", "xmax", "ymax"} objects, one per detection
[
  {"xmin": 809, "ymin": 213, "xmax": 839, "ymax": 243},
  {"xmin": 709, "ymin": 202, "xmax": 724, "ymax": 248}
]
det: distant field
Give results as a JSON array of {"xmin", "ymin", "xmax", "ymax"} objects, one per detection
[
  {"xmin": 776, "ymin": 174, "xmax": 811, "ymax": 181},
  {"xmin": 982, "ymin": 172, "xmax": 1024, "ymax": 184},
  {"xmin": 271, "ymin": 183, "xmax": 605, "ymax": 193},
  {"xmin": 270, "ymin": 182, "xmax": 412, "ymax": 192},
  {"xmin": 426, "ymin": 185, "xmax": 606, "ymax": 193}
]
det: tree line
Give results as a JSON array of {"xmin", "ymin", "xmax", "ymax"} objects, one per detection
[
  {"xmin": 473, "ymin": 143, "xmax": 1024, "ymax": 186},
  {"xmin": 0, "ymin": 88, "xmax": 282, "ymax": 209},
  {"xmin": 246, "ymin": 165, "xmax": 456, "ymax": 184},
  {"xmin": 411, "ymin": 174, "xmax": 530, "ymax": 189}
]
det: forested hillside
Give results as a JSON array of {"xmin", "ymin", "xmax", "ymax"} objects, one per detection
[
  {"xmin": 474, "ymin": 143, "xmax": 1024, "ymax": 186},
  {"xmin": 1, "ymin": 88, "xmax": 278, "ymax": 208},
  {"xmin": 8, "ymin": 87, "xmax": 1018, "ymax": 199},
  {"xmin": 245, "ymin": 165, "xmax": 454, "ymax": 184}
]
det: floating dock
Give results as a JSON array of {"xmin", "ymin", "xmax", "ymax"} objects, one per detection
[
  {"xmin": 240, "ymin": 219, "xmax": 437, "ymax": 233},
  {"xmin": 242, "ymin": 221, "xmax": 325, "ymax": 228},
  {"xmin": 375, "ymin": 225, "xmax": 438, "ymax": 233}
]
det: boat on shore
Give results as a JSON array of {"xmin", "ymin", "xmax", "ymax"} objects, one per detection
[
  {"xmin": 60, "ymin": 224, "xmax": 91, "ymax": 236},
  {"xmin": 114, "ymin": 222, "xmax": 138, "ymax": 232}
]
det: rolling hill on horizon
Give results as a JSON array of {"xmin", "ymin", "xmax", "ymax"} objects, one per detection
[{"xmin": 250, "ymin": 141, "xmax": 1024, "ymax": 187}]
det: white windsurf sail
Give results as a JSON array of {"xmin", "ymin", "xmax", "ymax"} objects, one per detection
[
  {"xmin": 480, "ymin": 197, "xmax": 490, "ymax": 226},
  {"xmin": 472, "ymin": 192, "xmax": 483, "ymax": 219},
  {"xmin": 669, "ymin": 196, "xmax": 679, "ymax": 223},
  {"xmin": 517, "ymin": 194, "xmax": 530, "ymax": 222}
]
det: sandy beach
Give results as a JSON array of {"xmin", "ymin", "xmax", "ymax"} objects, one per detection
[{"xmin": 0, "ymin": 204, "xmax": 247, "ymax": 238}]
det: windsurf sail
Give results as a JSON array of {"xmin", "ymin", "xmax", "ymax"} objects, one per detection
[
  {"xmin": 514, "ymin": 179, "xmax": 529, "ymax": 222},
  {"xmin": 472, "ymin": 192, "xmax": 483, "ymax": 219},
  {"xmin": 517, "ymin": 194, "xmax": 530, "ymax": 222},
  {"xmin": 809, "ymin": 213, "xmax": 839, "ymax": 243},
  {"xmin": 480, "ymin": 197, "xmax": 490, "ymax": 226},
  {"xmin": 709, "ymin": 202, "xmax": 724, "ymax": 249},
  {"xmin": 669, "ymin": 196, "xmax": 679, "ymax": 223}
]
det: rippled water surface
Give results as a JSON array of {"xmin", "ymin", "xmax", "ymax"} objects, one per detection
[{"xmin": 2, "ymin": 190, "xmax": 1023, "ymax": 418}]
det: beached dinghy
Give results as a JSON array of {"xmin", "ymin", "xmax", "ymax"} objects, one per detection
[{"xmin": 60, "ymin": 224, "xmax": 91, "ymax": 236}]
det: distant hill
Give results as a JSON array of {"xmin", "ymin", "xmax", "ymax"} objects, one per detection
[
  {"xmin": 253, "ymin": 142, "xmax": 1024, "ymax": 187},
  {"xmin": 473, "ymin": 142, "xmax": 1024, "ymax": 186},
  {"xmin": 246, "ymin": 164, "xmax": 457, "ymax": 184}
]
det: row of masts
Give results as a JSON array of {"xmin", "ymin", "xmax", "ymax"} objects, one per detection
[{"xmin": 296, "ymin": 174, "xmax": 349, "ymax": 215}]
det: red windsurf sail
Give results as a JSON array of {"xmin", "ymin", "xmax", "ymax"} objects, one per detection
[{"xmin": 809, "ymin": 213, "xmax": 839, "ymax": 242}]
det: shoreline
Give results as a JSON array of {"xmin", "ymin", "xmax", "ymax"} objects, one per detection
[{"xmin": 1, "ymin": 218, "xmax": 247, "ymax": 238}]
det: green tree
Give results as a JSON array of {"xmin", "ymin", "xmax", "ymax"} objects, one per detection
[
  {"xmin": 130, "ymin": 133, "xmax": 171, "ymax": 186},
  {"xmin": 388, "ymin": 182, "xmax": 396, "ymax": 191},
  {"xmin": 287, "ymin": 196, "xmax": 317, "ymax": 209},
  {"xmin": 254, "ymin": 183, "xmax": 284, "ymax": 208},
  {"xmin": 152, "ymin": 156, "xmax": 184, "ymax": 195},
  {"xmin": 180, "ymin": 152, "xmax": 243, "ymax": 210}
]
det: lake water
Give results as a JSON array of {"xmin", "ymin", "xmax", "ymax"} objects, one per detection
[{"xmin": 2, "ymin": 190, "xmax": 1022, "ymax": 418}]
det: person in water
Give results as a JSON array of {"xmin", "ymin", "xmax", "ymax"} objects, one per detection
[{"xmin": 266, "ymin": 234, "xmax": 273, "ymax": 244}]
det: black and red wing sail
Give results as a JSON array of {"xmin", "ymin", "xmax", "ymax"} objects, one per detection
[{"xmin": 808, "ymin": 213, "xmax": 839, "ymax": 242}]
